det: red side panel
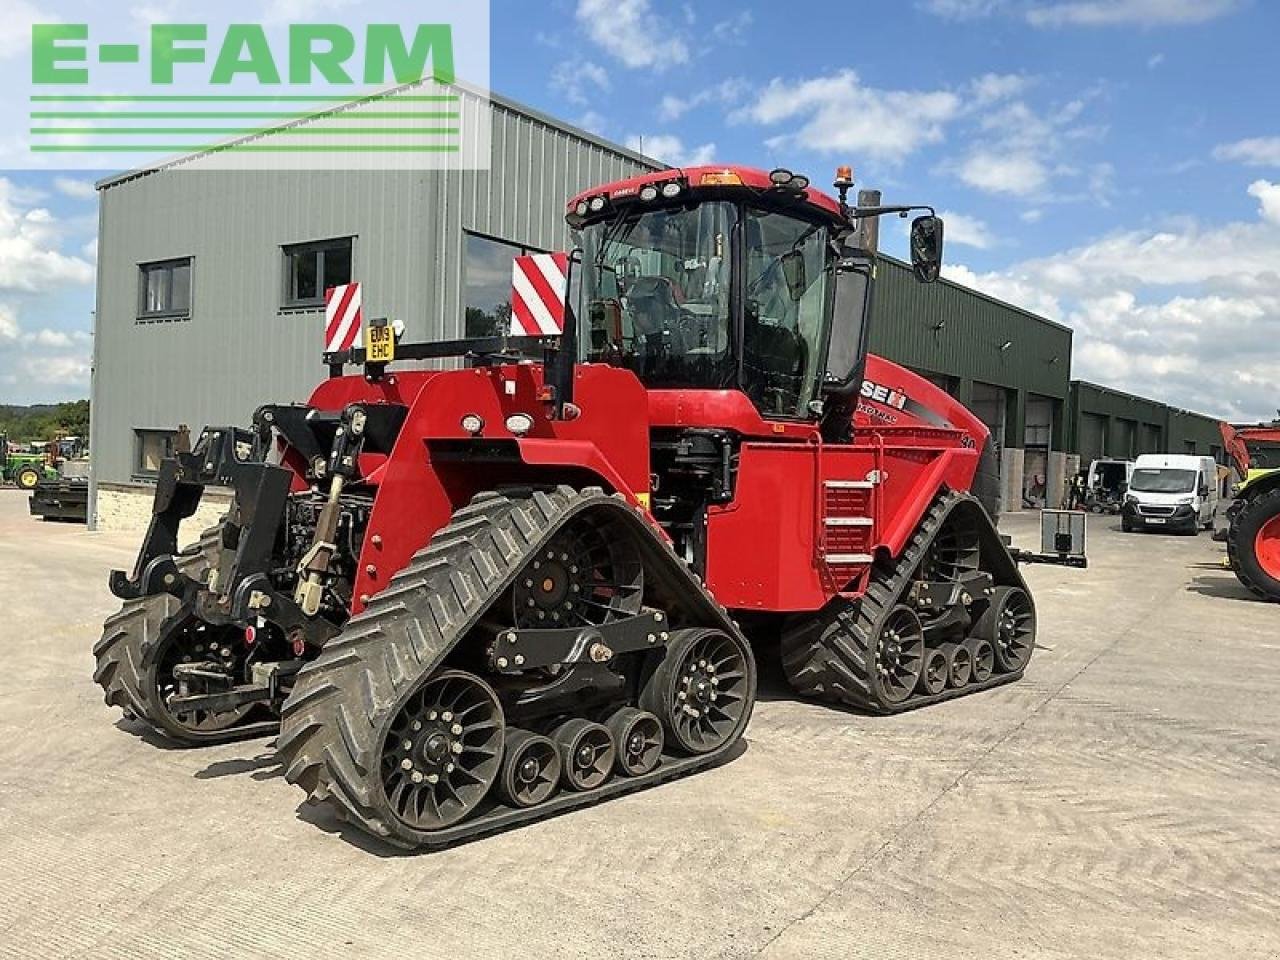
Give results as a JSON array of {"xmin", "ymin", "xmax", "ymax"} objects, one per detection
[{"xmin": 305, "ymin": 364, "xmax": 653, "ymax": 614}]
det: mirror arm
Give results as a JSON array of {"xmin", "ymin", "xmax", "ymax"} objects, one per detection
[{"xmin": 851, "ymin": 204, "xmax": 936, "ymax": 220}]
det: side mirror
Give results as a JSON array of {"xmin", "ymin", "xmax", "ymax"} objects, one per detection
[
  {"xmin": 780, "ymin": 250, "xmax": 807, "ymax": 302},
  {"xmin": 910, "ymin": 215, "xmax": 944, "ymax": 284}
]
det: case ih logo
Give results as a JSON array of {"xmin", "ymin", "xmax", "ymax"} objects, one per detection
[{"xmin": 861, "ymin": 380, "xmax": 910, "ymax": 411}]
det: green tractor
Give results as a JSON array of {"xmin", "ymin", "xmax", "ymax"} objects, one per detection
[
  {"xmin": 1219, "ymin": 423, "xmax": 1280, "ymax": 602},
  {"xmin": 0, "ymin": 434, "xmax": 55, "ymax": 491}
]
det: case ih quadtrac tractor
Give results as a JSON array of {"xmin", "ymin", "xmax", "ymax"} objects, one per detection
[{"xmin": 96, "ymin": 165, "xmax": 1040, "ymax": 849}]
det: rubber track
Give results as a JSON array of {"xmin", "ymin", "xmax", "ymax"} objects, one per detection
[
  {"xmin": 276, "ymin": 485, "xmax": 753, "ymax": 850},
  {"xmin": 1226, "ymin": 486, "xmax": 1280, "ymax": 603},
  {"xmin": 92, "ymin": 523, "xmax": 226, "ymax": 734},
  {"xmin": 780, "ymin": 492, "xmax": 1029, "ymax": 714}
]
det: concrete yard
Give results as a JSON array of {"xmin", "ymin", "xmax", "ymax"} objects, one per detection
[{"xmin": 0, "ymin": 487, "xmax": 1276, "ymax": 960}]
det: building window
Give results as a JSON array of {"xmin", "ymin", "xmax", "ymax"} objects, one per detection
[
  {"xmin": 283, "ymin": 238, "xmax": 354, "ymax": 308},
  {"xmin": 138, "ymin": 258, "xmax": 192, "ymax": 320},
  {"xmin": 464, "ymin": 233, "xmax": 544, "ymax": 338},
  {"xmin": 135, "ymin": 429, "xmax": 178, "ymax": 476}
]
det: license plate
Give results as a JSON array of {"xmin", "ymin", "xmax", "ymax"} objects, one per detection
[
  {"xmin": 366, "ymin": 324, "xmax": 396, "ymax": 363},
  {"xmin": 1145, "ymin": 517, "xmax": 1166, "ymax": 525}
]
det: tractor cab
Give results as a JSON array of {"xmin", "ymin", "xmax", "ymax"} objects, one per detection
[{"xmin": 566, "ymin": 166, "xmax": 943, "ymax": 427}]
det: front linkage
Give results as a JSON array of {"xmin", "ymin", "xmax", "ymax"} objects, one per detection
[{"xmin": 106, "ymin": 402, "xmax": 396, "ymax": 724}]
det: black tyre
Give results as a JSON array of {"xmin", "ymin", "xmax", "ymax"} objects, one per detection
[
  {"xmin": 554, "ymin": 719, "xmax": 614, "ymax": 792},
  {"xmin": 606, "ymin": 707, "xmax": 663, "ymax": 777},
  {"xmin": 975, "ymin": 586, "xmax": 1036, "ymax": 673},
  {"xmin": 918, "ymin": 647, "xmax": 948, "ymax": 695},
  {"xmin": 497, "ymin": 729, "xmax": 561, "ymax": 808},
  {"xmin": 967, "ymin": 637, "xmax": 995, "ymax": 683},
  {"xmin": 15, "ymin": 466, "xmax": 41, "ymax": 490},
  {"xmin": 1121, "ymin": 518, "xmax": 1134, "ymax": 533},
  {"xmin": 93, "ymin": 521, "xmax": 263, "ymax": 745},
  {"xmin": 940, "ymin": 642, "xmax": 971, "ymax": 688},
  {"xmin": 873, "ymin": 606, "xmax": 925, "ymax": 704},
  {"xmin": 641, "ymin": 627, "xmax": 753, "ymax": 756},
  {"xmin": 1227, "ymin": 487, "xmax": 1280, "ymax": 603}
]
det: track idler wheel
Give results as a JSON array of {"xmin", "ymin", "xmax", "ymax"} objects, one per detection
[
  {"xmin": 554, "ymin": 719, "xmax": 615, "ymax": 792},
  {"xmin": 607, "ymin": 707, "xmax": 664, "ymax": 777},
  {"xmin": 976, "ymin": 586, "xmax": 1036, "ymax": 673},
  {"xmin": 380, "ymin": 671, "xmax": 505, "ymax": 831},
  {"xmin": 642, "ymin": 627, "xmax": 752, "ymax": 755},
  {"xmin": 873, "ymin": 606, "xmax": 925, "ymax": 704},
  {"xmin": 918, "ymin": 647, "xmax": 948, "ymax": 695},
  {"xmin": 498, "ymin": 729, "xmax": 561, "ymax": 809},
  {"xmin": 939, "ymin": 642, "xmax": 972, "ymax": 688},
  {"xmin": 967, "ymin": 637, "xmax": 995, "ymax": 683}
]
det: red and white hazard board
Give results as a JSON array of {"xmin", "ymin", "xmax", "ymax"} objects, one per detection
[
  {"xmin": 510, "ymin": 253, "xmax": 569, "ymax": 336},
  {"xmin": 324, "ymin": 282, "xmax": 363, "ymax": 353}
]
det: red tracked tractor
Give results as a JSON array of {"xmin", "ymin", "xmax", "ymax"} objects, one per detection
[{"xmin": 97, "ymin": 164, "xmax": 1046, "ymax": 849}]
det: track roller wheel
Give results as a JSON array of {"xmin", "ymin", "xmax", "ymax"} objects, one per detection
[
  {"xmin": 976, "ymin": 586, "xmax": 1036, "ymax": 673},
  {"xmin": 642, "ymin": 627, "xmax": 752, "ymax": 755},
  {"xmin": 497, "ymin": 729, "xmax": 561, "ymax": 809},
  {"xmin": 939, "ymin": 642, "xmax": 971, "ymax": 688},
  {"xmin": 873, "ymin": 606, "xmax": 925, "ymax": 704},
  {"xmin": 918, "ymin": 647, "xmax": 948, "ymax": 695},
  {"xmin": 554, "ymin": 719, "xmax": 615, "ymax": 792},
  {"xmin": 967, "ymin": 637, "xmax": 995, "ymax": 684},
  {"xmin": 380, "ymin": 671, "xmax": 505, "ymax": 831},
  {"xmin": 607, "ymin": 707, "xmax": 664, "ymax": 777}
]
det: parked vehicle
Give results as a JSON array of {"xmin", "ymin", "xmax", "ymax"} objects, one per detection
[
  {"xmin": 1218, "ymin": 422, "xmax": 1280, "ymax": 601},
  {"xmin": 1084, "ymin": 458, "xmax": 1134, "ymax": 514},
  {"xmin": 1121, "ymin": 454, "xmax": 1219, "ymax": 534},
  {"xmin": 1, "ymin": 434, "xmax": 57, "ymax": 490},
  {"xmin": 96, "ymin": 164, "xmax": 1065, "ymax": 850}
]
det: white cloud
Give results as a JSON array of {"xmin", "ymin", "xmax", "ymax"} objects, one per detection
[
  {"xmin": 658, "ymin": 79, "xmax": 747, "ymax": 122},
  {"xmin": 20, "ymin": 353, "xmax": 91, "ymax": 389},
  {"xmin": 0, "ymin": 304, "xmax": 18, "ymax": 342},
  {"xmin": 1027, "ymin": 0, "xmax": 1241, "ymax": 27},
  {"xmin": 1021, "ymin": 209, "xmax": 1045, "ymax": 223},
  {"xmin": 576, "ymin": 0, "xmax": 690, "ymax": 70},
  {"xmin": 0, "ymin": 179, "xmax": 96, "ymax": 293},
  {"xmin": 1147, "ymin": 52, "xmax": 1165, "ymax": 68},
  {"xmin": 959, "ymin": 152, "xmax": 1049, "ymax": 196},
  {"xmin": 1249, "ymin": 180, "xmax": 1280, "ymax": 225},
  {"xmin": 1214, "ymin": 137, "xmax": 1280, "ymax": 167},
  {"xmin": 0, "ymin": 1, "xmax": 48, "ymax": 60},
  {"xmin": 936, "ymin": 211, "xmax": 996, "ymax": 249},
  {"xmin": 737, "ymin": 70, "xmax": 961, "ymax": 163},
  {"xmin": 625, "ymin": 134, "xmax": 716, "ymax": 168},
  {"xmin": 969, "ymin": 73, "xmax": 1032, "ymax": 106},
  {"xmin": 919, "ymin": 0, "xmax": 1007, "ymax": 18},
  {"xmin": 550, "ymin": 61, "xmax": 611, "ymax": 107},
  {"xmin": 942, "ymin": 180, "xmax": 1280, "ymax": 421},
  {"xmin": 712, "ymin": 11, "xmax": 753, "ymax": 43},
  {"xmin": 53, "ymin": 177, "xmax": 98, "ymax": 200}
]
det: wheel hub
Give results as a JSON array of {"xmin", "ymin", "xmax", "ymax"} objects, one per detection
[
  {"xmin": 420, "ymin": 731, "xmax": 452, "ymax": 766},
  {"xmin": 518, "ymin": 756, "xmax": 541, "ymax": 784}
]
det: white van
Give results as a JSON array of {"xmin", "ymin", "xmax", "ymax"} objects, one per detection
[{"xmin": 1121, "ymin": 454, "xmax": 1219, "ymax": 534}]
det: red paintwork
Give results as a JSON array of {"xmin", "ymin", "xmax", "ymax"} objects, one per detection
[
  {"xmin": 567, "ymin": 165, "xmax": 845, "ymax": 223},
  {"xmin": 1257, "ymin": 515, "xmax": 1280, "ymax": 580},
  {"xmin": 287, "ymin": 353, "xmax": 986, "ymax": 617}
]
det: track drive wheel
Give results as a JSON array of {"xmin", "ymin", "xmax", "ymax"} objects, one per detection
[
  {"xmin": 554, "ymin": 719, "xmax": 615, "ymax": 792},
  {"xmin": 1227, "ymin": 488, "xmax": 1280, "ymax": 602},
  {"xmin": 874, "ymin": 606, "xmax": 925, "ymax": 704},
  {"xmin": 380, "ymin": 671, "xmax": 505, "ymax": 830},
  {"xmin": 497, "ymin": 729, "xmax": 561, "ymax": 809},
  {"xmin": 967, "ymin": 637, "xmax": 995, "ymax": 683},
  {"xmin": 975, "ymin": 586, "xmax": 1036, "ymax": 672},
  {"xmin": 607, "ymin": 707, "xmax": 664, "ymax": 776},
  {"xmin": 918, "ymin": 647, "xmax": 948, "ymax": 695},
  {"xmin": 641, "ymin": 627, "xmax": 752, "ymax": 756},
  {"xmin": 939, "ymin": 642, "xmax": 971, "ymax": 688}
]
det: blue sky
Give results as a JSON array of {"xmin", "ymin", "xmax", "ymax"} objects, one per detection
[{"xmin": 1, "ymin": 0, "xmax": 1278, "ymax": 421}]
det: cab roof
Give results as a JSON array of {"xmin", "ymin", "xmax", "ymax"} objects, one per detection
[{"xmin": 565, "ymin": 165, "xmax": 846, "ymax": 227}]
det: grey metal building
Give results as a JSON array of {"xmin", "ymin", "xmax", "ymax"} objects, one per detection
[{"xmin": 89, "ymin": 92, "xmax": 659, "ymax": 528}]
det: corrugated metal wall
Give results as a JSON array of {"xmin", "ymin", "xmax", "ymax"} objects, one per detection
[
  {"xmin": 1067, "ymin": 381, "xmax": 1224, "ymax": 463},
  {"xmin": 90, "ymin": 93, "xmax": 658, "ymax": 490},
  {"xmin": 870, "ymin": 257, "xmax": 1073, "ymax": 400}
]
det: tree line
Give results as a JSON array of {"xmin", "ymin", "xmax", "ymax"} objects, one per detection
[{"xmin": 0, "ymin": 400, "xmax": 90, "ymax": 443}]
